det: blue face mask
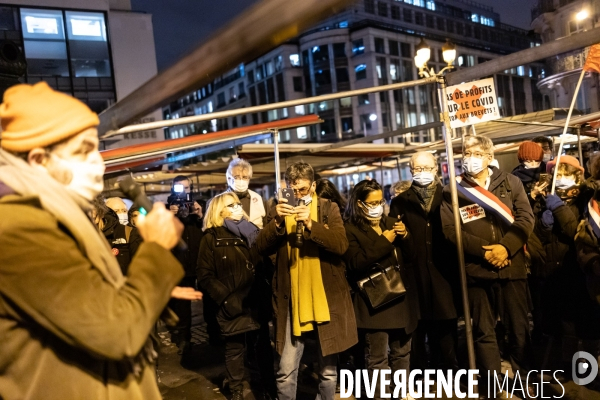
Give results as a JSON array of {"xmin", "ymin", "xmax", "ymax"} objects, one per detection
[{"xmin": 555, "ymin": 177, "xmax": 577, "ymax": 190}]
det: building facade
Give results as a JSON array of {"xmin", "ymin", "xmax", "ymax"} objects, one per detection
[
  {"xmin": 0, "ymin": 0, "xmax": 161, "ymax": 149},
  {"xmin": 164, "ymin": 0, "xmax": 545, "ymax": 150},
  {"xmin": 531, "ymin": 0, "xmax": 600, "ymax": 113}
]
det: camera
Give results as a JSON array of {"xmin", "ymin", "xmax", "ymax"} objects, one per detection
[{"xmin": 167, "ymin": 185, "xmax": 194, "ymax": 218}]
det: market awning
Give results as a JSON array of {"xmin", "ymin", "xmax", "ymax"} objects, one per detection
[{"xmin": 101, "ymin": 115, "xmax": 322, "ymax": 171}]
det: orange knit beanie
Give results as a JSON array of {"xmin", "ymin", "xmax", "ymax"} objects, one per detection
[{"xmin": 0, "ymin": 82, "xmax": 99, "ymax": 153}]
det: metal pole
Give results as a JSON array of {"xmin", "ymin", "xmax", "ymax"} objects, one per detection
[
  {"xmin": 380, "ymin": 157, "xmax": 384, "ymax": 185},
  {"xmin": 437, "ymin": 75, "xmax": 477, "ymax": 371},
  {"xmin": 577, "ymin": 127, "xmax": 584, "ymax": 165},
  {"xmin": 101, "ymin": 77, "xmax": 437, "ymax": 138},
  {"xmin": 273, "ymin": 129, "xmax": 281, "ymax": 194},
  {"xmin": 396, "ymin": 157, "xmax": 402, "ymax": 180}
]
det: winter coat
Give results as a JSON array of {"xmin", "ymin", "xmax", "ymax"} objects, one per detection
[
  {"xmin": 390, "ymin": 183, "xmax": 459, "ymax": 320},
  {"xmin": 511, "ymin": 162, "xmax": 546, "ymax": 201},
  {"xmin": 256, "ymin": 198, "xmax": 358, "ymax": 357},
  {"xmin": 173, "ymin": 214, "xmax": 204, "ymax": 277},
  {"xmin": 197, "ymin": 226, "xmax": 262, "ymax": 336},
  {"xmin": 529, "ymin": 193, "xmax": 600, "ymax": 336},
  {"xmin": 101, "ymin": 209, "xmax": 142, "ymax": 275},
  {"xmin": 0, "ymin": 189, "xmax": 183, "ymax": 400},
  {"xmin": 343, "ymin": 216, "xmax": 420, "ymax": 332},
  {"xmin": 440, "ymin": 167, "xmax": 534, "ymax": 281}
]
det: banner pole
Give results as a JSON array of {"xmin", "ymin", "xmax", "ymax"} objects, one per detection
[
  {"xmin": 551, "ymin": 69, "xmax": 586, "ymax": 194},
  {"xmin": 437, "ymin": 76, "xmax": 477, "ymax": 371}
]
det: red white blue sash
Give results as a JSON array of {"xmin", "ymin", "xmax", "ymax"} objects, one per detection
[
  {"xmin": 587, "ymin": 199, "xmax": 600, "ymax": 239},
  {"xmin": 456, "ymin": 175, "xmax": 514, "ymax": 226}
]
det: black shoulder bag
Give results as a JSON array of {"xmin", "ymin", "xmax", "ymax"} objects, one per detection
[{"xmin": 356, "ymin": 248, "xmax": 406, "ymax": 309}]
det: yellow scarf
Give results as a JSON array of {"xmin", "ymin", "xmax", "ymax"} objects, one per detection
[{"xmin": 285, "ymin": 193, "xmax": 330, "ymax": 336}]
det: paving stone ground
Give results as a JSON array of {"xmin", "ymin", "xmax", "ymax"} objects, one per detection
[{"xmin": 156, "ymin": 300, "xmax": 600, "ymax": 400}]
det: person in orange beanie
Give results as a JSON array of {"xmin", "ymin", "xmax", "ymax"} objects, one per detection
[
  {"xmin": 512, "ymin": 140, "xmax": 548, "ymax": 203},
  {"xmin": 0, "ymin": 82, "xmax": 191, "ymax": 400}
]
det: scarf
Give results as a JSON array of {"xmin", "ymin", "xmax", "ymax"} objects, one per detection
[
  {"xmin": 0, "ymin": 149, "xmax": 125, "ymax": 288},
  {"xmin": 412, "ymin": 182, "xmax": 437, "ymax": 213},
  {"xmin": 511, "ymin": 163, "xmax": 543, "ymax": 184},
  {"xmin": 0, "ymin": 149, "xmax": 160, "ymax": 378},
  {"xmin": 224, "ymin": 218, "xmax": 260, "ymax": 247},
  {"xmin": 285, "ymin": 193, "xmax": 330, "ymax": 336}
]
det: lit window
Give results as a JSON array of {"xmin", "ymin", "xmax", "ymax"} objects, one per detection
[
  {"xmin": 297, "ymin": 127, "xmax": 308, "ymax": 139},
  {"xmin": 426, "ymin": 1, "xmax": 435, "ymax": 10},
  {"xmin": 390, "ymin": 64, "xmax": 398, "ymax": 81},
  {"xmin": 517, "ymin": 66, "xmax": 525, "ymax": 76},
  {"xmin": 339, "ymin": 21, "xmax": 348, "ymax": 28},
  {"xmin": 471, "ymin": 14, "xmax": 479, "ymax": 23},
  {"xmin": 295, "ymin": 105, "xmax": 305, "ymax": 115},
  {"xmin": 352, "ymin": 39, "xmax": 365, "ymax": 55},
  {"xmin": 208, "ymin": 101, "xmax": 213, "ymax": 113},
  {"xmin": 355, "ymin": 64, "xmax": 367, "ymax": 80},
  {"xmin": 24, "ymin": 15, "xmax": 58, "ymax": 35},
  {"xmin": 289, "ymin": 54, "xmax": 300, "ymax": 67}
]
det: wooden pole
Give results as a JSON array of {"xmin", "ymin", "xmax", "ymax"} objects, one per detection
[{"xmin": 97, "ymin": 0, "xmax": 354, "ymax": 134}]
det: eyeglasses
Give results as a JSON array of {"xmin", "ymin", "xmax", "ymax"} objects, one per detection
[
  {"xmin": 360, "ymin": 199, "xmax": 385, "ymax": 208},
  {"xmin": 226, "ymin": 202, "xmax": 242, "ymax": 209},
  {"xmin": 412, "ymin": 166, "xmax": 436, "ymax": 173},
  {"xmin": 463, "ymin": 151, "xmax": 489, "ymax": 158},
  {"xmin": 290, "ymin": 182, "xmax": 314, "ymax": 196}
]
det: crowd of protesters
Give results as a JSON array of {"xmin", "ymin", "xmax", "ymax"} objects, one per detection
[{"xmin": 3, "ymin": 82, "xmax": 600, "ymax": 400}]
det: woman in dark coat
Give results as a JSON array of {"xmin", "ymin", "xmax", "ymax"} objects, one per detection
[
  {"xmin": 343, "ymin": 180, "xmax": 419, "ymax": 399},
  {"xmin": 528, "ymin": 156, "xmax": 600, "ymax": 374},
  {"xmin": 197, "ymin": 192, "xmax": 276, "ymax": 400}
]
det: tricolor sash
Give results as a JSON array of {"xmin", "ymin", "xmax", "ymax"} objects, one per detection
[
  {"xmin": 587, "ymin": 198, "xmax": 600, "ymax": 239},
  {"xmin": 456, "ymin": 175, "xmax": 515, "ymax": 226}
]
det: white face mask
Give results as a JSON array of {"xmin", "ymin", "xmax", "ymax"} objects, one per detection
[
  {"xmin": 413, "ymin": 171, "xmax": 435, "ymax": 187},
  {"xmin": 50, "ymin": 151, "xmax": 105, "ymax": 201},
  {"xmin": 555, "ymin": 177, "xmax": 577, "ymax": 190},
  {"xmin": 228, "ymin": 204, "xmax": 245, "ymax": 221},
  {"xmin": 524, "ymin": 161, "xmax": 541, "ymax": 169},
  {"xmin": 361, "ymin": 201, "xmax": 384, "ymax": 218},
  {"xmin": 117, "ymin": 213, "xmax": 129, "ymax": 225},
  {"xmin": 230, "ymin": 178, "xmax": 249, "ymax": 193},
  {"xmin": 462, "ymin": 156, "xmax": 485, "ymax": 176},
  {"xmin": 542, "ymin": 153, "xmax": 552, "ymax": 163}
]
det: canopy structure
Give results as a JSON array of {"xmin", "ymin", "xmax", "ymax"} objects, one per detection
[{"xmin": 101, "ymin": 115, "xmax": 322, "ymax": 174}]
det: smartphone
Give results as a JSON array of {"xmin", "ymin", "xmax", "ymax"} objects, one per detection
[
  {"xmin": 538, "ymin": 173, "xmax": 551, "ymax": 187},
  {"xmin": 279, "ymin": 188, "xmax": 297, "ymax": 206}
]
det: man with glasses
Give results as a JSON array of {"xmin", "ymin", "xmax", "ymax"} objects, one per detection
[
  {"xmin": 390, "ymin": 151, "xmax": 459, "ymax": 372},
  {"xmin": 226, "ymin": 158, "xmax": 266, "ymax": 229},
  {"xmin": 440, "ymin": 136, "xmax": 534, "ymax": 397},
  {"xmin": 256, "ymin": 162, "xmax": 357, "ymax": 400}
]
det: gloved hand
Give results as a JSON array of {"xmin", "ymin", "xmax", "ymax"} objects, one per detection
[
  {"xmin": 545, "ymin": 194, "xmax": 564, "ymax": 211},
  {"xmin": 541, "ymin": 210, "xmax": 554, "ymax": 230}
]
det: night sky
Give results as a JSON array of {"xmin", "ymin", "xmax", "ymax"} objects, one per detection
[{"xmin": 131, "ymin": 0, "xmax": 539, "ymax": 72}]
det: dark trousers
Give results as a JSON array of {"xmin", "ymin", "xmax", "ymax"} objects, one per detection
[
  {"xmin": 225, "ymin": 328, "xmax": 276, "ymax": 392},
  {"xmin": 469, "ymin": 279, "xmax": 531, "ymax": 380},
  {"xmin": 363, "ymin": 328, "xmax": 412, "ymax": 400},
  {"xmin": 411, "ymin": 318, "xmax": 458, "ymax": 370},
  {"xmin": 167, "ymin": 275, "xmax": 196, "ymax": 343}
]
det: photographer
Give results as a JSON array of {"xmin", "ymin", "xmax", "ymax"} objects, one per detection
[
  {"xmin": 167, "ymin": 175, "xmax": 204, "ymax": 355},
  {"xmin": 0, "ymin": 82, "xmax": 184, "ymax": 399}
]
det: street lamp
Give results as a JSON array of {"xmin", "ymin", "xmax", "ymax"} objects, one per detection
[
  {"xmin": 369, "ymin": 113, "xmax": 377, "ymax": 122},
  {"xmin": 414, "ymin": 38, "xmax": 457, "ymax": 77},
  {"xmin": 576, "ymin": 9, "xmax": 589, "ymax": 21}
]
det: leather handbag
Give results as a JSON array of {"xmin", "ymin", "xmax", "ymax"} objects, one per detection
[{"xmin": 356, "ymin": 248, "xmax": 406, "ymax": 309}]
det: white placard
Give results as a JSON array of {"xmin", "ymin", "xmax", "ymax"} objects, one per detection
[{"xmin": 445, "ymin": 77, "xmax": 500, "ymax": 129}]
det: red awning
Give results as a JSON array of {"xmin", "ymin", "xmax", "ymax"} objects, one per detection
[{"xmin": 101, "ymin": 115, "xmax": 322, "ymax": 167}]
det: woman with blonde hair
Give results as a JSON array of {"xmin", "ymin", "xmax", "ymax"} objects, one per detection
[{"xmin": 197, "ymin": 192, "xmax": 276, "ymax": 400}]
